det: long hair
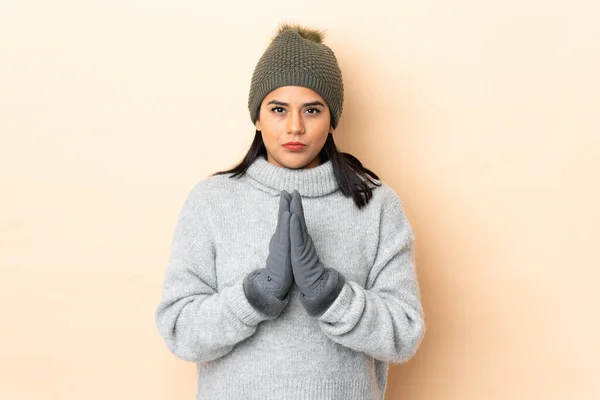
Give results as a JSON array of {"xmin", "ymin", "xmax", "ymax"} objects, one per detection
[{"xmin": 212, "ymin": 131, "xmax": 382, "ymax": 209}]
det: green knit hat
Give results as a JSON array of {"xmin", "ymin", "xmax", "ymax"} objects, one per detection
[{"xmin": 248, "ymin": 23, "xmax": 344, "ymax": 129}]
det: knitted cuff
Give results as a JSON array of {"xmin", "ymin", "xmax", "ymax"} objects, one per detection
[
  {"xmin": 300, "ymin": 268, "xmax": 346, "ymax": 317},
  {"xmin": 243, "ymin": 269, "xmax": 290, "ymax": 318}
]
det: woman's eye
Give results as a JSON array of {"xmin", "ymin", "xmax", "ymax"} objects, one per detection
[{"xmin": 270, "ymin": 107, "xmax": 320, "ymax": 115}]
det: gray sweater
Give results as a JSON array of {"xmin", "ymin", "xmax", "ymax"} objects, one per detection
[{"xmin": 154, "ymin": 156, "xmax": 425, "ymax": 400}]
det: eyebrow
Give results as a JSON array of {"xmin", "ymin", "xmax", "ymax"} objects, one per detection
[{"xmin": 267, "ymin": 100, "xmax": 325, "ymax": 107}]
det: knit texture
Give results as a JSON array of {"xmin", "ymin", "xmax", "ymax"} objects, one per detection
[
  {"xmin": 248, "ymin": 26, "xmax": 344, "ymax": 129},
  {"xmin": 154, "ymin": 156, "xmax": 425, "ymax": 400}
]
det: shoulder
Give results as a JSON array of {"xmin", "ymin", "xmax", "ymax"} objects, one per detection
[
  {"xmin": 369, "ymin": 181, "xmax": 406, "ymax": 213},
  {"xmin": 369, "ymin": 182, "xmax": 414, "ymax": 238},
  {"xmin": 179, "ymin": 172, "xmax": 243, "ymax": 211},
  {"xmin": 188, "ymin": 172, "xmax": 242, "ymax": 199}
]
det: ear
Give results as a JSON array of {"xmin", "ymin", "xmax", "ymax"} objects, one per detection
[{"xmin": 255, "ymin": 119, "xmax": 261, "ymax": 131}]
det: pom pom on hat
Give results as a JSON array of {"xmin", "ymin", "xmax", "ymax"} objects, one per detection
[{"xmin": 273, "ymin": 23, "xmax": 325, "ymax": 44}]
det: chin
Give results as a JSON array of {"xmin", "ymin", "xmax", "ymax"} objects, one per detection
[
  {"xmin": 290, "ymin": 157, "xmax": 321, "ymax": 169},
  {"xmin": 281, "ymin": 159, "xmax": 308, "ymax": 169},
  {"xmin": 267, "ymin": 151, "xmax": 319, "ymax": 169},
  {"xmin": 277, "ymin": 155, "xmax": 311, "ymax": 169}
]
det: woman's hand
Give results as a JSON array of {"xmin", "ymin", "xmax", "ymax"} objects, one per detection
[
  {"xmin": 243, "ymin": 190, "xmax": 293, "ymax": 317},
  {"xmin": 289, "ymin": 190, "xmax": 345, "ymax": 316},
  {"xmin": 263, "ymin": 190, "xmax": 294, "ymax": 300}
]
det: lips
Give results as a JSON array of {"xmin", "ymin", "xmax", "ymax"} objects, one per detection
[{"xmin": 283, "ymin": 142, "xmax": 305, "ymax": 151}]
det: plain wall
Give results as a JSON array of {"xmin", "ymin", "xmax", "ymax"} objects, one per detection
[{"xmin": 1, "ymin": 1, "xmax": 599, "ymax": 399}]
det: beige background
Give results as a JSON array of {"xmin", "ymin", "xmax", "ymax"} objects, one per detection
[{"xmin": 1, "ymin": 1, "xmax": 599, "ymax": 399}]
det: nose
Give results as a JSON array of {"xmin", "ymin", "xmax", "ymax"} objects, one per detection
[{"xmin": 286, "ymin": 110, "xmax": 305, "ymax": 134}]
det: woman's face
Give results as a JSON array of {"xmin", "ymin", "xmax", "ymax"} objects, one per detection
[{"xmin": 256, "ymin": 86, "xmax": 332, "ymax": 169}]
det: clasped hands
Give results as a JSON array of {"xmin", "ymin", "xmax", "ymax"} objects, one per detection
[{"xmin": 249, "ymin": 190, "xmax": 345, "ymax": 317}]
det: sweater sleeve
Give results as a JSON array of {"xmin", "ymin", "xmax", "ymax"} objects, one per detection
[
  {"xmin": 154, "ymin": 184, "xmax": 285, "ymax": 363},
  {"xmin": 316, "ymin": 188, "xmax": 425, "ymax": 363}
]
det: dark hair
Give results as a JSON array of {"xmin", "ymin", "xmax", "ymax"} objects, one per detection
[{"xmin": 212, "ymin": 131, "xmax": 382, "ymax": 209}]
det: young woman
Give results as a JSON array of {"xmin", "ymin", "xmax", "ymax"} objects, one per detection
[{"xmin": 155, "ymin": 23, "xmax": 425, "ymax": 399}]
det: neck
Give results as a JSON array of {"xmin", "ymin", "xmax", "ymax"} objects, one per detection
[{"xmin": 245, "ymin": 155, "xmax": 338, "ymax": 197}]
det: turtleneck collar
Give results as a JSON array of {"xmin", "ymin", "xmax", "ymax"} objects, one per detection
[{"xmin": 245, "ymin": 155, "xmax": 339, "ymax": 197}]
